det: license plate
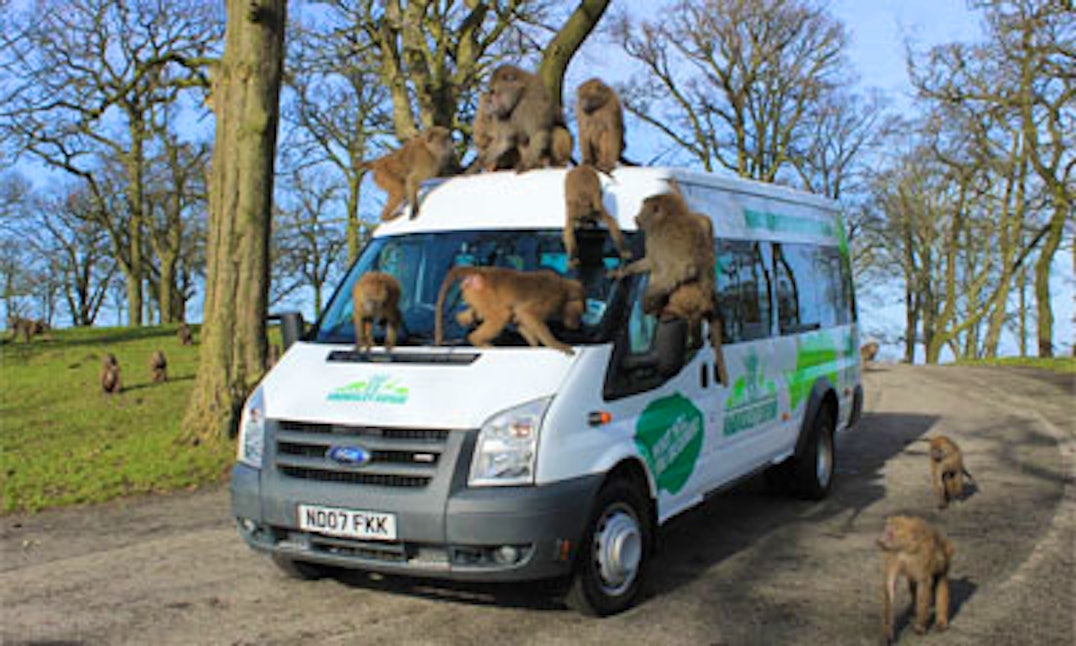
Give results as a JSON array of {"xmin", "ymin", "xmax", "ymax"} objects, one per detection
[{"xmin": 297, "ymin": 504, "xmax": 397, "ymax": 541}]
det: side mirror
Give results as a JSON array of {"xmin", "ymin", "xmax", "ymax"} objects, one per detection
[
  {"xmin": 621, "ymin": 317, "xmax": 688, "ymax": 378},
  {"xmin": 269, "ymin": 311, "xmax": 305, "ymax": 350},
  {"xmin": 653, "ymin": 317, "xmax": 688, "ymax": 377}
]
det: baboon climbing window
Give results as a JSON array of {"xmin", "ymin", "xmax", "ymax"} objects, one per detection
[
  {"xmin": 771, "ymin": 243, "xmax": 847, "ymax": 335},
  {"xmin": 715, "ymin": 239, "xmax": 773, "ymax": 343}
]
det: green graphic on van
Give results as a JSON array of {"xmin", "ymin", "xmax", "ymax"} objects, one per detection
[
  {"xmin": 327, "ymin": 374, "xmax": 409, "ymax": 404},
  {"xmin": 634, "ymin": 394, "xmax": 704, "ymax": 495},
  {"xmin": 786, "ymin": 332, "xmax": 841, "ymax": 411},
  {"xmin": 724, "ymin": 349, "xmax": 778, "ymax": 436}
]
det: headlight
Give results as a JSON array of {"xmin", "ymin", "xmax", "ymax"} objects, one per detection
[
  {"xmin": 469, "ymin": 398, "xmax": 550, "ymax": 487},
  {"xmin": 237, "ymin": 386, "xmax": 266, "ymax": 469}
]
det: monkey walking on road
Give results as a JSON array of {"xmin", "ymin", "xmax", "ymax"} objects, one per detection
[
  {"xmin": 878, "ymin": 515, "xmax": 955, "ymax": 644},
  {"xmin": 909, "ymin": 436, "xmax": 978, "ymax": 508}
]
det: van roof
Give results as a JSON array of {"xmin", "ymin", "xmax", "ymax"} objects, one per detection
[{"xmin": 375, "ymin": 167, "xmax": 842, "ymax": 244}]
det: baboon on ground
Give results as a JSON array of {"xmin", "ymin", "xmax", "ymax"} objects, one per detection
[
  {"xmin": 878, "ymin": 515, "xmax": 955, "ymax": 643},
  {"xmin": 912, "ymin": 435, "xmax": 977, "ymax": 508},
  {"xmin": 177, "ymin": 322, "xmax": 193, "ymax": 346},
  {"xmin": 101, "ymin": 353, "xmax": 122, "ymax": 395},
  {"xmin": 149, "ymin": 350, "xmax": 168, "ymax": 383}
]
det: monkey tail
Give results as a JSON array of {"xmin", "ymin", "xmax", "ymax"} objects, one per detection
[{"xmin": 433, "ymin": 266, "xmax": 473, "ymax": 347}]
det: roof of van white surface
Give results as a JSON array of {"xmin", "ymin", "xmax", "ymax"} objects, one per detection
[{"xmin": 374, "ymin": 166, "xmax": 840, "ymax": 237}]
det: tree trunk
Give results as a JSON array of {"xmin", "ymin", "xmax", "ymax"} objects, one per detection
[
  {"xmin": 346, "ymin": 174, "xmax": 362, "ymax": 264},
  {"xmin": 182, "ymin": 0, "xmax": 286, "ymax": 444},
  {"xmin": 1017, "ymin": 265, "xmax": 1027, "ymax": 357},
  {"xmin": 125, "ymin": 119, "xmax": 146, "ymax": 326},
  {"xmin": 1034, "ymin": 204, "xmax": 1065, "ymax": 358},
  {"xmin": 538, "ymin": 0, "xmax": 611, "ymax": 107}
]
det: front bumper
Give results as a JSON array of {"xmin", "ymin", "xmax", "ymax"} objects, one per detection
[{"xmin": 231, "ymin": 462, "xmax": 602, "ymax": 582}]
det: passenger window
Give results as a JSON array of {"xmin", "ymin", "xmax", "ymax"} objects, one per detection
[
  {"xmin": 772, "ymin": 243, "xmax": 845, "ymax": 334},
  {"xmin": 716, "ymin": 239, "xmax": 773, "ymax": 343},
  {"xmin": 627, "ymin": 276, "xmax": 658, "ymax": 354}
]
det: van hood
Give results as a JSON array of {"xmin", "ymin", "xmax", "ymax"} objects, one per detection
[{"xmin": 260, "ymin": 343, "xmax": 577, "ymax": 429}]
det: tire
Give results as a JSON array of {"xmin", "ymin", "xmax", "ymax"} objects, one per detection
[
  {"xmin": 565, "ymin": 479, "xmax": 652, "ymax": 616},
  {"xmin": 271, "ymin": 554, "xmax": 330, "ymax": 580},
  {"xmin": 790, "ymin": 404, "xmax": 836, "ymax": 500}
]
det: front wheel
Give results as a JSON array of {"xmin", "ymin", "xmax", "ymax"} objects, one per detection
[
  {"xmin": 565, "ymin": 479, "xmax": 652, "ymax": 616},
  {"xmin": 790, "ymin": 405, "xmax": 836, "ymax": 500}
]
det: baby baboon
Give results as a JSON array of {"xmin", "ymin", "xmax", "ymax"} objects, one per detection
[
  {"xmin": 484, "ymin": 65, "xmax": 563, "ymax": 172},
  {"xmin": 860, "ymin": 341, "xmax": 879, "ymax": 363},
  {"xmin": 610, "ymin": 190, "xmax": 729, "ymax": 384},
  {"xmin": 101, "ymin": 353, "xmax": 122, "ymax": 395},
  {"xmin": 434, "ymin": 266, "xmax": 585, "ymax": 355},
  {"xmin": 177, "ymin": 322, "xmax": 193, "ymax": 346},
  {"xmin": 149, "ymin": 350, "xmax": 168, "ymax": 383},
  {"xmin": 575, "ymin": 78, "xmax": 625, "ymax": 173},
  {"xmin": 915, "ymin": 435, "xmax": 977, "ymax": 509},
  {"xmin": 878, "ymin": 515, "xmax": 955, "ymax": 643},
  {"xmin": 563, "ymin": 165, "xmax": 630, "ymax": 268},
  {"xmin": 352, "ymin": 272, "xmax": 403, "ymax": 352},
  {"xmin": 364, "ymin": 127, "xmax": 456, "ymax": 221}
]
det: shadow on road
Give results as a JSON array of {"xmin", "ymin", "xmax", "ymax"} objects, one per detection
[{"xmin": 315, "ymin": 411, "xmax": 942, "ymax": 613}]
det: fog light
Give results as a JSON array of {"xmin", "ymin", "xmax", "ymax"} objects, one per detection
[{"xmin": 492, "ymin": 545, "xmax": 520, "ymax": 565}]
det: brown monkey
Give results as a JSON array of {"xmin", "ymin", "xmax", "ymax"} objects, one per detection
[
  {"xmin": 878, "ymin": 515, "xmax": 955, "ymax": 643},
  {"xmin": 548, "ymin": 124, "xmax": 574, "ymax": 168},
  {"xmin": 177, "ymin": 322, "xmax": 193, "ymax": 346},
  {"xmin": 576, "ymin": 78, "xmax": 625, "ymax": 174},
  {"xmin": 860, "ymin": 341, "xmax": 879, "ymax": 363},
  {"xmin": 364, "ymin": 127, "xmax": 456, "ymax": 221},
  {"xmin": 101, "ymin": 353, "xmax": 122, "ymax": 395},
  {"xmin": 563, "ymin": 165, "xmax": 630, "ymax": 267},
  {"xmin": 611, "ymin": 191, "xmax": 729, "ymax": 384},
  {"xmin": 149, "ymin": 350, "xmax": 168, "ymax": 383},
  {"xmin": 913, "ymin": 436, "xmax": 977, "ymax": 508},
  {"xmin": 434, "ymin": 266, "xmax": 585, "ymax": 355},
  {"xmin": 7, "ymin": 316, "xmax": 35, "ymax": 343},
  {"xmin": 485, "ymin": 65, "xmax": 563, "ymax": 172},
  {"xmin": 352, "ymin": 272, "xmax": 403, "ymax": 352}
]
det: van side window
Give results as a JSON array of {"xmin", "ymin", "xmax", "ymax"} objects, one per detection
[
  {"xmin": 627, "ymin": 276, "xmax": 658, "ymax": 354},
  {"xmin": 716, "ymin": 239, "xmax": 772, "ymax": 343},
  {"xmin": 772, "ymin": 243, "xmax": 846, "ymax": 334}
]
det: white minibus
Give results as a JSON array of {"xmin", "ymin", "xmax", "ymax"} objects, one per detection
[{"xmin": 231, "ymin": 167, "xmax": 862, "ymax": 615}]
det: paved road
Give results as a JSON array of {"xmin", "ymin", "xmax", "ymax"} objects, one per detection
[{"xmin": 2, "ymin": 365, "xmax": 1072, "ymax": 645}]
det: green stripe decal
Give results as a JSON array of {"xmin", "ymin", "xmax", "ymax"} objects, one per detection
[{"xmin": 744, "ymin": 209, "xmax": 835, "ymax": 238}]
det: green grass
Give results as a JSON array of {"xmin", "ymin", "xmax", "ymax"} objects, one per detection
[
  {"xmin": 954, "ymin": 356, "xmax": 1076, "ymax": 374},
  {"xmin": 0, "ymin": 324, "xmax": 235, "ymax": 514}
]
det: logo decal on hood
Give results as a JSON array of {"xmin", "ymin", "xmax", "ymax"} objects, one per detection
[{"xmin": 328, "ymin": 374, "xmax": 409, "ymax": 405}]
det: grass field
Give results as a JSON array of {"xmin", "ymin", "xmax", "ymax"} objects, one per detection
[
  {"xmin": 954, "ymin": 355, "xmax": 1076, "ymax": 374},
  {"xmin": 0, "ymin": 324, "xmax": 234, "ymax": 513}
]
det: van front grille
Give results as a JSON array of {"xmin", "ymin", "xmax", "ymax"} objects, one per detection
[
  {"xmin": 272, "ymin": 420, "xmax": 450, "ymax": 488},
  {"xmin": 278, "ymin": 466, "xmax": 430, "ymax": 488}
]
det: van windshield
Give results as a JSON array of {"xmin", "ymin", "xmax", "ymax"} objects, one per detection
[{"xmin": 313, "ymin": 228, "xmax": 636, "ymax": 347}]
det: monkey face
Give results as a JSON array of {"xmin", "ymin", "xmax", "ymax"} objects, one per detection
[
  {"xmin": 577, "ymin": 79, "xmax": 611, "ymax": 113},
  {"xmin": 489, "ymin": 65, "xmax": 525, "ymax": 117},
  {"xmin": 635, "ymin": 197, "xmax": 667, "ymax": 230}
]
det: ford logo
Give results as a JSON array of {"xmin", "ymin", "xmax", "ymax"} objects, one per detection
[{"xmin": 326, "ymin": 445, "xmax": 372, "ymax": 467}]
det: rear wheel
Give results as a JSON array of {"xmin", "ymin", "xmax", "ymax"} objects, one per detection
[
  {"xmin": 565, "ymin": 479, "xmax": 652, "ymax": 616},
  {"xmin": 271, "ymin": 554, "xmax": 330, "ymax": 580}
]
